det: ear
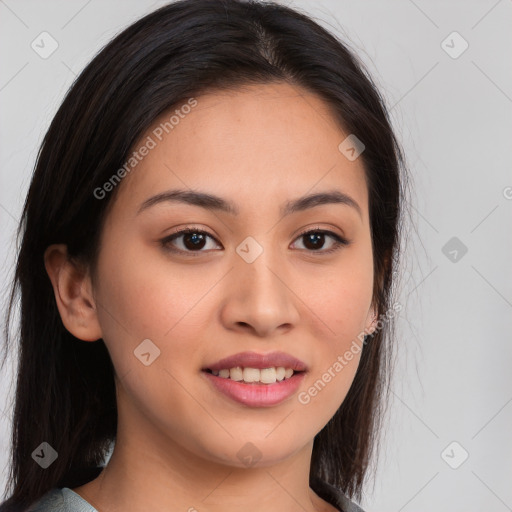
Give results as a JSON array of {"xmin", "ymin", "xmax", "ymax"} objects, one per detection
[{"xmin": 44, "ymin": 244, "xmax": 103, "ymax": 342}]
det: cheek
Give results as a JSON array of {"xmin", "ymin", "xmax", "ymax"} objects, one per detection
[
  {"xmin": 95, "ymin": 240, "xmax": 213, "ymax": 337},
  {"xmin": 293, "ymin": 244, "xmax": 373, "ymax": 415},
  {"xmin": 297, "ymin": 241, "xmax": 374, "ymax": 343},
  {"xmin": 92, "ymin": 244, "xmax": 217, "ymax": 434},
  {"xmin": 92, "ymin": 240, "xmax": 216, "ymax": 385}
]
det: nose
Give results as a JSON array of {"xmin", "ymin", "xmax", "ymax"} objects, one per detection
[{"xmin": 219, "ymin": 246, "xmax": 300, "ymax": 338}]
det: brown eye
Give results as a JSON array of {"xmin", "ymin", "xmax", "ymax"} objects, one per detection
[
  {"xmin": 161, "ymin": 228, "xmax": 221, "ymax": 255},
  {"xmin": 180, "ymin": 231, "xmax": 207, "ymax": 250},
  {"xmin": 160, "ymin": 226, "xmax": 350, "ymax": 257},
  {"xmin": 291, "ymin": 229, "xmax": 350, "ymax": 254}
]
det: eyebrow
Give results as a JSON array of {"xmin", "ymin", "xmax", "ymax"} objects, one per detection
[{"xmin": 137, "ymin": 188, "xmax": 362, "ymax": 219}]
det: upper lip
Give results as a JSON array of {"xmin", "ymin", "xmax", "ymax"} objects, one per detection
[{"xmin": 203, "ymin": 351, "xmax": 308, "ymax": 372}]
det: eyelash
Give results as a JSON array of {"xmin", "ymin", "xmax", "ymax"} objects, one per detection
[{"xmin": 160, "ymin": 225, "xmax": 350, "ymax": 256}]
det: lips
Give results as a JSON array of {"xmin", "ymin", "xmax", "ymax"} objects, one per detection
[
  {"xmin": 202, "ymin": 370, "xmax": 306, "ymax": 407},
  {"xmin": 202, "ymin": 350, "xmax": 308, "ymax": 373},
  {"xmin": 201, "ymin": 351, "xmax": 309, "ymax": 407}
]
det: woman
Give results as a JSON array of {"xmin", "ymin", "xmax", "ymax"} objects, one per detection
[{"xmin": 0, "ymin": 0, "xmax": 407, "ymax": 511}]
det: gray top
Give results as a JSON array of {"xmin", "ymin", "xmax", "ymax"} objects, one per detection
[
  {"xmin": 26, "ymin": 488, "xmax": 98, "ymax": 512},
  {"xmin": 26, "ymin": 480, "xmax": 364, "ymax": 512}
]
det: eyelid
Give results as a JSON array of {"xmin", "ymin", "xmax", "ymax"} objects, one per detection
[
  {"xmin": 291, "ymin": 225, "xmax": 350, "ymax": 253},
  {"xmin": 160, "ymin": 225, "xmax": 222, "ymax": 254},
  {"xmin": 295, "ymin": 224, "xmax": 349, "ymax": 243},
  {"xmin": 160, "ymin": 224, "xmax": 350, "ymax": 255}
]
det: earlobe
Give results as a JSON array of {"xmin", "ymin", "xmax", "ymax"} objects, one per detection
[{"xmin": 44, "ymin": 244, "xmax": 103, "ymax": 342}]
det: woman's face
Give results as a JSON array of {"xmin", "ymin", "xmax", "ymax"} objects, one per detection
[{"xmin": 91, "ymin": 82, "xmax": 376, "ymax": 468}]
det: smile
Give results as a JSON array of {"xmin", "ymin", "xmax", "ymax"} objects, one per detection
[{"xmin": 202, "ymin": 368, "xmax": 307, "ymax": 407}]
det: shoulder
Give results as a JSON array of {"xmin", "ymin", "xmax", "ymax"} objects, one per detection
[
  {"xmin": 310, "ymin": 477, "xmax": 366, "ymax": 512},
  {"xmin": 25, "ymin": 488, "xmax": 64, "ymax": 512},
  {"xmin": 25, "ymin": 488, "xmax": 97, "ymax": 512}
]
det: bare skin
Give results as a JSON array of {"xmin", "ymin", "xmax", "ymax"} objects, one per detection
[{"xmin": 45, "ymin": 81, "xmax": 376, "ymax": 512}]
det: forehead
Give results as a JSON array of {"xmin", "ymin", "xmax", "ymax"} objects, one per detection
[{"xmin": 111, "ymin": 82, "xmax": 369, "ymax": 221}]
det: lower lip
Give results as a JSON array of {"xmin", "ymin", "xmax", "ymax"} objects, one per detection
[{"xmin": 202, "ymin": 370, "xmax": 306, "ymax": 407}]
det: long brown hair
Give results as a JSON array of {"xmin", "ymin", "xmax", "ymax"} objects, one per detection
[{"xmin": 1, "ymin": 0, "xmax": 407, "ymax": 509}]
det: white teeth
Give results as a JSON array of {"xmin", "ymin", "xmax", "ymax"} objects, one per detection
[
  {"xmin": 210, "ymin": 366, "xmax": 297, "ymax": 383},
  {"xmin": 260, "ymin": 367, "xmax": 277, "ymax": 384},
  {"xmin": 229, "ymin": 366, "xmax": 243, "ymax": 381},
  {"xmin": 243, "ymin": 367, "xmax": 260, "ymax": 383}
]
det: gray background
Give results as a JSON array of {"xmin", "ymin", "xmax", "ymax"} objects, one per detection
[{"xmin": 1, "ymin": 1, "xmax": 511, "ymax": 510}]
